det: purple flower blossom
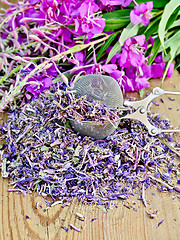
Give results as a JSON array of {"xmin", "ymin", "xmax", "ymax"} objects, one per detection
[
  {"xmin": 59, "ymin": 1, "xmax": 81, "ymax": 24},
  {"xmin": 74, "ymin": 0, "xmax": 105, "ymax": 38},
  {"xmin": 107, "ymin": 36, "xmax": 151, "ymax": 92},
  {"xmin": 151, "ymin": 54, "xmax": 174, "ymax": 79},
  {"xmin": 130, "ymin": 2, "xmax": 153, "ymax": 26},
  {"xmin": 119, "ymin": 35, "xmax": 146, "ymax": 68},
  {"xmin": 142, "ymin": 36, "xmax": 154, "ymax": 51},
  {"xmin": 124, "ymin": 64, "xmax": 150, "ymax": 91},
  {"xmin": 26, "ymin": 76, "xmax": 53, "ymax": 98},
  {"xmin": 100, "ymin": 0, "xmax": 132, "ymax": 7},
  {"xmin": 166, "ymin": 62, "xmax": 174, "ymax": 78},
  {"xmin": 24, "ymin": 64, "xmax": 57, "ymax": 98},
  {"xmin": 109, "ymin": 61, "xmax": 151, "ymax": 92},
  {"xmin": 74, "ymin": 51, "xmax": 86, "ymax": 66},
  {"xmin": 101, "ymin": 64, "xmax": 117, "ymax": 73},
  {"xmin": 110, "ymin": 70, "xmax": 135, "ymax": 92},
  {"xmin": 86, "ymin": 63, "xmax": 117, "ymax": 74},
  {"xmin": 40, "ymin": 0, "xmax": 60, "ymax": 19}
]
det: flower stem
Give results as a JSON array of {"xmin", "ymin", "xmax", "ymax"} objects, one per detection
[
  {"xmin": 132, "ymin": 0, "xmax": 138, "ymax": 6},
  {"xmin": 0, "ymin": 35, "xmax": 110, "ymax": 112}
]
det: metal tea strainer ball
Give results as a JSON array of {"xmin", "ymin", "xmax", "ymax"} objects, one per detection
[
  {"xmin": 70, "ymin": 74, "xmax": 180, "ymax": 140},
  {"xmin": 70, "ymin": 74, "xmax": 124, "ymax": 139}
]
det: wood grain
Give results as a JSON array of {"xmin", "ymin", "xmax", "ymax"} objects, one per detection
[{"xmin": 0, "ymin": 0, "xmax": 180, "ymax": 238}]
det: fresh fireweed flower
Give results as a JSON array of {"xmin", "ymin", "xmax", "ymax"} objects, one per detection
[
  {"xmin": 125, "ymin": 63, "xmax": 151, "ymax": 91},
  {"xmin": 130, "ymin": 2, "xmax": 153, "ymax": 26},
  {"xmin": 29, "ymin": 0, "xmax": 40, "ymax": 4},
  {"xmin": 142, "ymin": 36, "xmax": 154, "ymax": 51},
  {"xmin": 23, "ymin": 64, "xmax": 57, "ymax": 98},
  {"xmin": 86, "ymin": 63, "xmax": 117, "ymax": 74},
  {"xmin": 26, "ymin": 76, "xmax": 53, "ymax": 98},
  {"xmin": 106, "ymin": 36, "xmax": 151, "ymax": 92},
  {"xmin": 110, "ymin": 62, "xmax": 151, "ymax": 92},
  {"xmin": 150, "ymin": 54, "xmax": 174, "ymax": 79},
  {"xmin": 110, "ymin": 70, "xmax": 135, "ymax": 92},
  {"xmin": 119, "ymin": 35, "xmax": 146, "ymax": 68},
  {"xmin": 74, "ymin": 51, "xmax": 86, "ymax": 66},
  {"xmin": 48, "ymin": 27, "xmax": 73, "ymax": 44},
  {"xmin": 59, "ymin": 0, "xmax": 81, "ymax": 24},
  {"xmin": 4, "ymin": 1, "xmax": 45, "ymax": 44},
  {"xmin": 40, "ymin": 0, "xmax": 60, "ymax": 20},
  {"xmin": 6, "ymin": 3, "xmax": 46, "ymax": 28},
  {"xmin": 100, "ymin": 0, "xmax": 132, "ymax": 7},
  {"xmin": 74, "ymin": 0, "xmax": 105, "ymax": 38}
]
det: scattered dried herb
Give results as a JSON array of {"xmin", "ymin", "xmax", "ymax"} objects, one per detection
[
  {"xmin": 0, "ymin": 85, "xmax": 180, "ymax": 208},
  {"xmin": 69, "ymin": 224, "xmax": 81, "ymax": 232},
  {"xmin": 157, "ymin": 220, "xmax": 164, "ymax": 227},
  {"xmin": 61, "ymin": 226, "xmax": 68, "ymax": 232}
]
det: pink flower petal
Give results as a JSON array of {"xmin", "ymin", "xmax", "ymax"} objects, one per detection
[
  {"xmin": 167, "ymin": 63, "xmax": 174, "ymax": 78},
  {"xmin": 119, "ymin": 49, "xmax": 128, "ymax": 67},
  {"xmin": 141, "ymin": 15, "xmax": 150, "ymax": 26},
  {"xmin": 124, "ymin": 77, "xmax": 135, "ymax": 92},
  {"xmin": 151, "ymin": 63, "xmax": 165, "ymax": 78},
  {"xmin": 134, "ymin": 3, "xmax": 147, "ymax": 15},
  {"xmin": 146, "ymin": 1, "xmax": 153, "ymax": 11},
  {"xmin": 130, "ymin": 10, "xmax": 142, "ymax": 25},
  {"xmin": 129, "ymin": 51, "xmax": 145, "ymax": 67},
  {"xmin": 121, "ymin": 0, "xmax": 132, "ymax": 7},
  {"xmin": 134, "ymin": 77, "xmax": 150, "ymax": 90},
  {"xmin": 101, "ymin": 64, "xmax": 117, "ymax": 73},
  {"xmin": 133, "ymin": 35, "xmax": 145, "ymax": 46}
]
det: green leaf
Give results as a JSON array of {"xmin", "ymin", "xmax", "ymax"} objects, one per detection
[
  {"xmin": 86, "ymin": 42, "xmax": 104, "ymax": 61},
  {"xmin": 143, "ymin": 16, "xmax": 161, "ymax": 40},
  {"xmin": 158, "ymin": 30, "xmax": 180, "ymax": 53},
  {"xmin": 41, "ymin": 146, "xmax": 49, "ymax": 152},
  {"xmin": 65, "ymin": 119, "xmax": 71, "ymax": 128},
  {"xmin": 158, "ymin": 0, "xmax": 180, "ymax": 49},
  {"xmin": 105, "ymin": 41, "xmax": 121, "ymax": 64},
  {"xmin": 72, "ymin": 157, "xmax": 79, "ymax": 164},
  {"xmin": 119, "ymin": 22, "xmax": 139, "ymax": 46},
  {"xmin": 174, "ymin": 59, "xmax": 180, "ymax": 69},
  {"xmin": 148, "ymin": 37, "xmax": 161, "ymax": 65},
  {"xmin": 102, "ymin": 9, "xmax": 131, "ymax": 20},
  {"xmin": 129, "ymin": 0, "xmax": 169, "ymax": 8},
  {"xmin": 139, "ymin": 89, "xmax": 145, "ymax": 98},
  {"xmin": 102, "ymin": 8, "xmax": 131, "ymax": 32},
  {"xmin": 162, "ymin": 37, "xmax": 180, "ymax": 82},
  {"xmin": 169, "ymin": 19, "xmax": 180, "ymax": 30},
  {"xmin": 165, "ymin": 7, "xmax": 180, "ymax": 30},
  {"xmin": 74, "ymin": 144, "xmax": 82, "ymax": 157},
  {"xmin": 104, "ymin": 18, "xmax": 130, "ymax": 31},
  {"xmin": 96, "ymin": 31, "xmax": 119, "ymax": 61},
  {"xmin": 175, "ymin": 57, "xmax": 180, "ymax": 69},
  {"xmin": 53, "ymin": 72, "xmax": 72, "ymax": 84}
]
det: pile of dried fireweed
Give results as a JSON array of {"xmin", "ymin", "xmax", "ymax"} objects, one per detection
[{"xmin": 0, "ymin": 85, "xmax": 180, "ymax": 209}]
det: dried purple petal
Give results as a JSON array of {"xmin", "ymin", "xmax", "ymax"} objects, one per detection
[
  {"xmin": 168, "ymin": 97, "xmax": 175, "ymax": 101},
  {"xmin": 157, "ymin": 220, "xmax": 164, "ymax": 227},
  {"xmin": 69, "ymin": 224, "xmax": 81, "ymax": 232},
  {"xmin": 0, "ymin": 85, "xmax": 179, "ymax": 210},
  {"xmin": 173, "ymin": 186, "xmax": 180, "ymax": 193},
  {"xmin": 61, "ymin": 226, "xmax": 68, "ymax": 232}
]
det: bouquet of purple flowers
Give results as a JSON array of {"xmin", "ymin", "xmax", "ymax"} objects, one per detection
[{"xmin": 0, "ymin": 0, "xmax": 179, "ymax": 111}]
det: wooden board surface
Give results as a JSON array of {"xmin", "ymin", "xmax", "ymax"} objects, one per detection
[{"xmin": 0, "ymin": 71, "xmax": 180, "ymax": 240}]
